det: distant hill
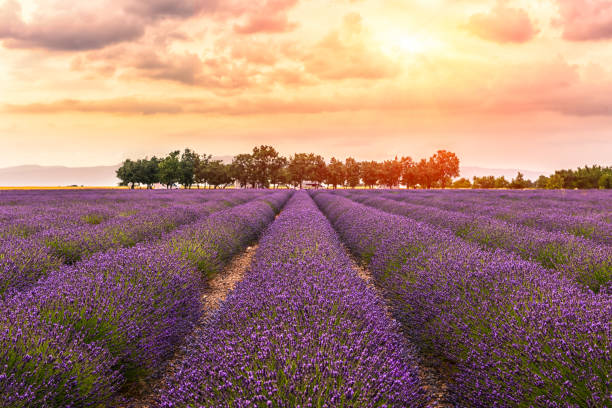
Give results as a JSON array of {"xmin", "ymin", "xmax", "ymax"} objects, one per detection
[
  {"xmin": 0, "ymin": 156, "xmax": 235, "ymax": 187},
  {"xmin": 460, "ymin": 166, "xmax": 548, "ymax": 181},
  {"xmin": 0, "ymin": 165, "xmax": 122, "ymax": 187}
]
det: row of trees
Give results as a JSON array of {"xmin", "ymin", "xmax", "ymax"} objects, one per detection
[
  {"xmin": 451, "ymin": 173, "xmax": 534, "ymax": 189},
  {"xmin": 534, "ymin": 166, "xmax": 612, "ymax": 189},
  {"xmin": 450, "ymin": 166, "xmax": 612, "ymax": 190},
  {"xmin": 116, "ymin": 146, "xmax": 460, "ymax": 189}
]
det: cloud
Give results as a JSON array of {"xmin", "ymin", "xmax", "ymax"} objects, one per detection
[
  {"xmin": 556, "ymin": 0, "xmax": 612, "ymax": 41},
  {"xmin": 232, "ymin": 0, "xmax": 299, "ymax": 34},
  {"xmin": 465, "ymin": 3, "xmax": 538, "ymax": 43},
  {"xmin": 302, "ymin": 13, "xmax": 400, "ymax": 80},
  {"xmin": 8, "ymin": 57, "xmax": 612, "ymax": 117},
  {"xmin": 0, "ymin": 0, "xmax": 216, "ymax": 51}
]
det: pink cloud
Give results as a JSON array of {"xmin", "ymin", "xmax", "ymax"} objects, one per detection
[
  {"xmin": 465, "ymin": 3, "xmax": 538, "ymax": 44},
  {"xmin": 556, "ymin": 0, "xmax": 612, "ymax": 41},
  {"xmin": 232, "ymin": 0, "xmax": 299, "ymax": 34},
  {"xmin": 0, "ymin": 0, "xmax": 216, "ymax": 51}
]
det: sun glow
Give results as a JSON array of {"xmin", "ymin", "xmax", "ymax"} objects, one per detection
[{"xmin": 377, "ymin": 29, "xmax": 442, "ymax": 58}]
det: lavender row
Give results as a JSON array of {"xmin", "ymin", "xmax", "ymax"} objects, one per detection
[
  {"xmin": 159, "ymin": 192, "xmax": 422, "ymax": 407},
  {"xmin": 0, "ymin": 189, "xmax": 255, "ymax": 239},
  {"xmin": 313, "ymin": 192, "xmax": 611, "ymax": 407},
  {"xmin": 0, "ymin": 191, "xmax": 290, "ymax": 408},
  {"xmin": 0, "ymin": 192, "xmax": 259, "ymax": 296},
  {"xmin": 374, "ymin": 191, "xmax": 612, "ymax": 244},
  {"xmin": 377, "ymin": 189, "xmax": 612, "ymax": 216},
  {"xmin": 342, "ymin": 192, "xmax": 612, "ymax": 293}
]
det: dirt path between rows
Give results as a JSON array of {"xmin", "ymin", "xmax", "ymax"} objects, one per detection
[
  {"xmin": 115, "ymin": 244, "xmax": 258, "ymax": 408},
  {"xmin": 348, "ymin": 251, "xmax": 457, "ymax": 408}
]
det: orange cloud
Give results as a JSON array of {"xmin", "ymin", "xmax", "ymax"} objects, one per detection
[
  {"xmin": 465, "ymin": 3, "xmax": 538, "ymax": 44},
  {"xmin": 302, "ymin": 13, "xmax": 400, "ymax": 80}
]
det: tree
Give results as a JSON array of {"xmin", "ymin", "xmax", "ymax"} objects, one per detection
[
  {"xmin": 345, "ymin": 157, "xmax": 361, "ymax": 188},
  {"xmin": 360, "ymin": 161, "xmax": 380, "ymax": 189},
  {"xmin": 230, "ymin": 154, "xmax": 254, "ymax": 188},
  {"xmin": 510, "ymin": 172, "xmax": 529, "ymax": 189},
  {"xmin": 472, "ymin": 176, "xmax": 496, "ymax": 189},
  {"xmin": 326, "ymin": 157, "xmax": 346, "ymax": 189},
  {"xmin": 535, "ymin": 175, "xmax": 549, "ymax": 189},
  {"xmin": 309, "ymin": 154, "xmax": 328, "ymax": 188},
  {"xmin": 494, "ymin": 176, "xmax": 510, "ymax": 189},
  {"xmin": 116, "ymin": 159, "xmax": 138, "ymax": 189},
  {"xmin": 415, "ymin": 159, "xmax": 438, "ymax": 189},
  {"xmin": 251, "ymin": 145, "xmax": 284, "ymax": 188},
  {"xmin": 452, "ymin": 177, "xmax": 471, "ymax": 188},
  {"xmin": 379, "ymin": 157, "xmax": 403, "ymax": 188},
  {"xmin": 599, "ymin": 173, "xmax": 612, "ymax": 189},
  {"xmin": 194, "ymin": 153, "xmax": 212, "ymax": 188},
  {"xmin": 159, "ymin": 151, "xmax": 181, "ymax": 189},
  {"xmin": 269, "ymin": 156, "xmax": 288, "ymax": 189},
  {"xmin": 400, "ymin": 157, "xmax": 418, "ymax": 189},
  {"xmin": 546, "ymin": 174, "xmax": 565, "ymax": 189},
  {"xmin": 134, "ymin": 157, "xmax": 159, "ymax": 189},
  {"xmin": 430, "ymin": 150, "xmax": 460, "ymax": 188},
  {"xmin": 206, "ymin": 161, "xmax": 234, "ymax": 189},
  {"xmin": 178, "ymin": 148, "xmax": 198, "ymax": 189},
  {"xmin": 288, "ymin": 153, "xmax": 311, "ymax": 189}
]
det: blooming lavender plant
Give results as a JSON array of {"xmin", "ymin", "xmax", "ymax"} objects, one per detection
[
  {"xmin": 0, "ymin": 191, "xmax": 289, "ymax": 407},
  {"xmin": 159, "ymin": 192, "xmax": 422, "ymax": 407},
  {"xmin": 0, "ymin": 191, "xmax": 259, "ymax": 296},
  {"xmin": 344, "ymin": 192, "xmax": 612, "ymax": 293},
  {"xmin": 313, "ymin": 192, "xmax": 611, "ymax": 407}
]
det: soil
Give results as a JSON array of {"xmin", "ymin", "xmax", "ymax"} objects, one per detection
[{"xmin": 349, "ymin": 252, "xmax": 458, "ymax": 408}]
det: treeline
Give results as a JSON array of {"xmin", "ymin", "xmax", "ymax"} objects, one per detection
[
  {"xmin": 535, "ymin": 165, "xmax": 612, "ymax": 189},
  {"xmin": 116, "ymin": 146, "xmax": 460, "ymax": 189},
  {"xmin": 451, "ymin": 165, "xmax": 612, "ymax": 190},
  {"xmin": 452, "ymin": 172, "xmax": 534, "ymax": 189}
]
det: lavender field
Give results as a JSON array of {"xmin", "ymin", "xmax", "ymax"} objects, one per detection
[{"xmin": 0, "ymin": 189, "xmax": 610, "ymax": 407}]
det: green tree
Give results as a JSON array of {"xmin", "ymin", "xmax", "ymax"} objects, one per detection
[
  {"xmin": 178, "ymin": 148, "xmax": 198, "ymax": 189},
  {"xmin": 510, "ymin": 172, "xmax": 529, "ymax": 189},
  {"xmin": 535, "ymin": 175, "xmax": 549, "ymax": 189},
  {"xmin": 116, "ymin": 159, "xmax": 138, "ymax": 189},
  {"xmin": 288, "ymin": 153, "xmax": 312, "ymax": 189},
  {"xmin": 472, "ymin": 176, "xmax": 496, "ymax": 189},
  {"xmin": 194, "ymin": 153, "xmax": 212, "ymax": 188},
  {"xmin": 159, "ymin": 151, "xmax": 181, "ymax": 189},
  {"xmin": 135, "ymin": 157, "xmax": 159, "ymax": 189},
  {"xmin": 251, "ymin": 145, "xmax": 285, "ymax": 188},
  {"xmin": 326, "ymin": 157, "xmax": 346, "ymax": 189},
  {"xmin": 345, "ymin": 157, "xmax": 361, "ymax": 188},
  {"xmin": 309, "ymin": 154, "xmax": 328, "ymax": 188},
  {"xmin": 230, "ymin": 154, "xmax": 254, "ymax": 188},
  {"xmin": 269, "ymin": 156, "xmax": 288, "ymax": 188},
  {"xmin": 452, "ymin": 177, "xmax": 472, "ymax": 188},
  {"xmin": 494, "ymin": 176, "xmax": 510, "ymax": 189},
  {"xmin": 206, "ymin": 161, "xmax": 234, "ymax": 189},
  {"xmin": 546, "ymin": 174, "xmax": 565, "ymax": 189},
  {"xmin": 598, "ymin": 173, "xmax": 612, "ymax": 189}
]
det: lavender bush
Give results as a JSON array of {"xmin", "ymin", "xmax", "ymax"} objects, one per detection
[
  {"xmin": 344, "ymin": 192, "xmax": 611, "ymax": 292},
  {"xmin": 159, "ymin": 192, "xmax": 422, "ymax": 407},
  {"xmin": 0, "ymin": 191, "xmax": 288, "ymax": 407},
  {"xmin": 313, "ymin": 192, "xmax": 611, "ymax": 407}
]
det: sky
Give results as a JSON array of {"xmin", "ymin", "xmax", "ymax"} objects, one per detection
[{"xmin": 1, "ymin": 0, "xmax": 612, "ymax": 173}]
